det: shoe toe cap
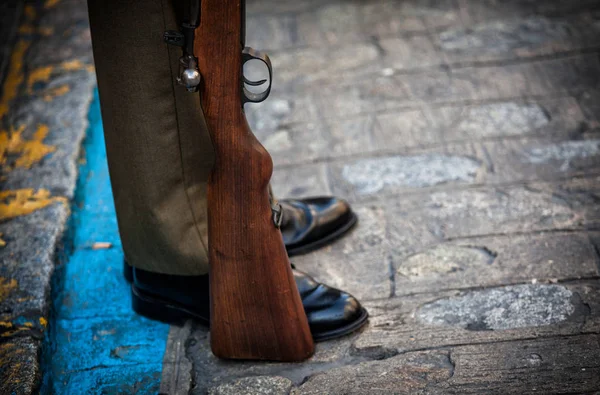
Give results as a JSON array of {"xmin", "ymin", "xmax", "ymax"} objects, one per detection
[{"xmin": 305, "ymin": 287, "xmax": 366, "ymax": 335}]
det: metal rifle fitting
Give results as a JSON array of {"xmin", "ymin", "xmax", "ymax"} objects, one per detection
[{"xmin": 164, "ymin": 0, "xmax": 201, "ymax": 92}]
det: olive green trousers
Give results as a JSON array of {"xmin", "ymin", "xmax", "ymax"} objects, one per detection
[{"xmin": 88, "ymin": 0, "xmax": 214, "ymax": 275}]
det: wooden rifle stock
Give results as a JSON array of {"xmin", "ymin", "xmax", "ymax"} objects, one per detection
[{"xmin": 195, "ymin": 0, "xmax": 314, "ymax": 361}]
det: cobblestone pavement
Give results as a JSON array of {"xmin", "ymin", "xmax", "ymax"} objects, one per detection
[
  {"xmin": 182, "ymin": 0, "xmax": 600, "ymax": 393},
  {"xmin": 1, "ymin": 0, "xmax": 600, "ymax": 393}
]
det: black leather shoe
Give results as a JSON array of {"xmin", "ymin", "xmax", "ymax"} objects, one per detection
[
  {"xmin": 130, "ymin": 266, "xmax": 368, "ymax": 342},
  {"xmin": 280, "ymin": 196, "xmax": 357, "ymax": 256}
]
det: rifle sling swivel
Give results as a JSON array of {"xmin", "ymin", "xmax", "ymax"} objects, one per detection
[
  {"xmin": 164, "ymin": 0, "xmax": 202, "ymax": 92},
  {"xmin": 271, "ymin": 202, "xmax": 283, "ymax": 229}
]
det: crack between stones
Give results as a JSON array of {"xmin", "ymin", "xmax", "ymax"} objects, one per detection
[
  {"xmin": 387, "ymin": 254, "xmax": 396, "ymax": 298},
  {"xmin": 361, "ymin": 276, "xmax": 600, "ymax": 304},
  {"xmin": 589, "ymin": 236, "xmax": 600, "ymax": 275},
  {"xmin": 274, "ymin": 47, "xmax": 600, "ymax": 95},
  {"xmin": 389, "ymin": 331, "xmax": 600, "ymax": 357},
  {"xmin": 270, "ymin": 92, "xmax": 575, "ymax": 141},
  {"xmin": 296, "ymin": 333, "xmax": 600, "ymax": 392},
  {"xmin": 349, "ymin": 172, "xmax": 600, "ymax": 206}
]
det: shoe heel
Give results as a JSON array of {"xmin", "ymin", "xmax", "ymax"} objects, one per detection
[{"xmin": 131, "ymin": 286, "xmax": 188, "ymax": 324}]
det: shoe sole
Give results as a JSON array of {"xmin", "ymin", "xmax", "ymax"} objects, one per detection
[
  {"xmin": 286, "ymin": 210, "xmax": 358, "ymax": 257},
  {"xmin": 131, "ymin": 285, "xmax": 209, "ymax": 326},
  {"xmin": 131, "ymin": 285, "xmax": 368, "ymax": 342},
  {"xmin": 311, "ymin": 307, "xmax": 369, "ymax": 342}
]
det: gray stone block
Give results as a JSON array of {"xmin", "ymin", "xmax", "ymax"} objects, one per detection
[
  {"xmin": 295, "ymin": 350, "xmax": 453, "ymax": 395},
  {"xmin": 354, "ymin": 281, "xmax": 596, "ymax": 355},
  {"xmin": 393, "ymin": 231, "xmax": 600, "ymax": 296},
  {"xmin": 208, "ymin": 376, "xmax": 294, "ymax": 395},
  {"xmin": 417, "ymin": 284, "xmax": 576, "ymax": 330},
  {"xmin": 338, "ymin": 154, "xmax": 482, "ymax": 195}
]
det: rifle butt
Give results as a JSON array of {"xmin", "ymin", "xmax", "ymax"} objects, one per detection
[
  {"xmin": 207, "ymin": 121, "xmax": 314, "ymax": 361},
  {"xmin": 196, "ymin": 0, "xmax": 314, "ymax": 361}
]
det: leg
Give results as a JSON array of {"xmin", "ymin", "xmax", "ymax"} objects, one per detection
[
  {"xmin": 87, "ymin": 0, "xmax": 368, "ymax": 345},
  {"xmin": 88, "ymin": 0, "xmax": 213, "ymax": 275}
]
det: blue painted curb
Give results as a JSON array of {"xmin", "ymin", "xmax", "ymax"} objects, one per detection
[{"xmin": 42, "ymin": 89, "xmax": 170, "ymax": 394}]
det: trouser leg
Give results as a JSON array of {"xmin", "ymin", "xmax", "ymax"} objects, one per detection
[{"xmin": 88, "ymin": 0, "xmax": 214, "ymax": 275}]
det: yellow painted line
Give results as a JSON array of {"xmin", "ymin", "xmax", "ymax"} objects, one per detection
[
  {"xmin": 24, "ymin": 5, "xmax": 36, "ymax": 21},
  {"xmin": 44, "ymin": 0, "xmax": 60, "ymax": 9},
  {"xmin": 38, "ymin": 26, "xmax": 54, "ymax": 36},
  {"xmin": 61, "ymin": 59, "xmax": 85, "ymax": 70},
  {"xmin": 0, "ymin": 277, "xmax": 17, "ymax": 303},
  {"xmin": 43, "ymin": 84, "xmax": 70, "ymax": 102},
  {"xmin": 1, "ymin": 326, "xmax": 34, "ymax": 338},
  {"xmin": 60, "ymin": 59, "xmax": 95, "ymax": 73},
  {"xmin": 27, "ymin": 61, "xmax": 93, "ymax": 96},
  {"xmin": 27, "ymin": 66, "xmax": 54, "ymax": 95},
  {"xmin": 0, "ymin": 124, "xmax": 56, "ymax": 169},
  {"xmin": 18, "ymin": 24, "xmax": 35, "ymax": 35},
  {"xmin": 0, "ymin": 189, "xmax": 67, "ymax": 222},
  {"xmin": 18, "ymin": 24, "xmax": 54, "ymax": 36},
  {"xmin": 0, "ymin": 2, "xmax": 39, "ymax": 120},
  {"xmin": 15, "ymin": 124, "xmax": 56, "ymax": 168},
  {"xmin": 0, "ymin": 40, "xmax": 29, "ymax": 120}
]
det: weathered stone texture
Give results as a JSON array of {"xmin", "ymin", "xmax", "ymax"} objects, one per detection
[
  {"xmin": 0, "ymin": 337, "xmax": 41, "ymax": 395},
  {"xmin": 435, "ymin": 335, "xmax": 600, "ymax": 394},
  {"xmin": 354, "ymin": 281, "xmax": 596, "ymax": 355},
  {"xmin": 0, "ymin": 0, "xmax": 95, "ymax": 393},
  {"xmin": 295, "ymin": 350, "xmax": 454, "ymax": 395},
  {"xmin": 417, "ymin": 284, "xmax": 576, "ymax": 330},
  {"xmin": 178, "ymin": 0, "xmax": 600, "ymax": 392},
  {"xmin": 209, "ymin": 376, "xmax": 294, "ymax": 395},
  {"xmin": 394, "ymin": 232, "xmax": 600, "ymax": 295}
]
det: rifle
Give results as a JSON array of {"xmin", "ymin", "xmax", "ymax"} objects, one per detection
[{"xmin": 166, "ymin": 0, "xmax": 314, "ymax": 361}]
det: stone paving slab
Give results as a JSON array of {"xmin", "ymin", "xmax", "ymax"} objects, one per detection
[
  {"xmin": 267, "ymin": 54, "xmax": 600, "ymax": 113},
  {"xmin": 177, "ymin": 0, "xmax": 600, "ymax": 393},
  {"xmin": 267, "ymin": 16, "xmax": 600, "ymax": 89},
  {"xmin": 183, "ymin": 281, "xmax": 600, "ymax": 393},
  {"xmin": 294, "ymin": 334, "xmax": 600, "ymax": 394},
  {"xmin": 179, "ymin": 278, "xmax": 600, "ymax": 393},
  {"xmin": 250, "ymin": 93, "xmax": 589, "ymax": 152},
  {"xmin": 267, "ymin": 96, "xmax": 590, "ymax": 166},
  {"xmin": 328, "ymin": 137, "xmax": 600, "ymax": 197},
  {"xmin": 279, "ymin": 176, "xmax": 600, "ymax": 299},
  {"xmin": 292, "ymin": 229, "xmax": 600, "ymax": 301},
  {"xmin": 247, "ymin": 0, "xmax": 600, "ymax": 52},
  {"xmin": 355, "ymin": 281, "xmax": 597, "ymax": 354}
]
